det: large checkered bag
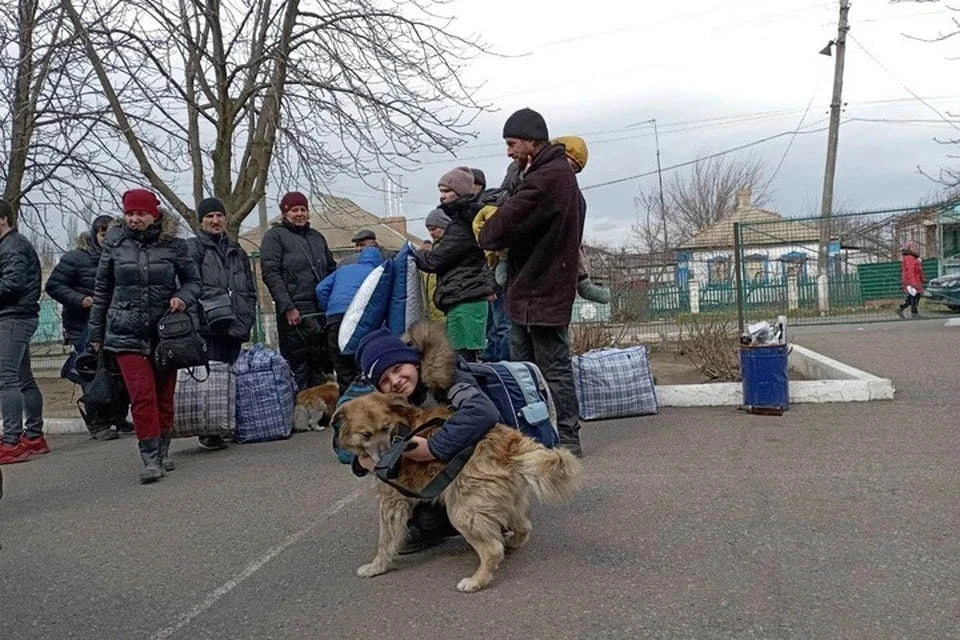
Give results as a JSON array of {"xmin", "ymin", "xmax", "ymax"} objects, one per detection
[
  {"xmin": 572, "ymin": 346, "xmax": 658, "ymax": 420},
  {"xmin": 233, "ymin": 345, "xmax": 296, "ymax": 444},
  {"xmin": 172, "ymin": 361, "xmax": 235, "ymax": 438}
]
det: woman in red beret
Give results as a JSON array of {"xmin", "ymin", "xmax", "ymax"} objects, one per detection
[{"xmin": 88, "ymin": 189, "xmax": 201, "ymax": 483}]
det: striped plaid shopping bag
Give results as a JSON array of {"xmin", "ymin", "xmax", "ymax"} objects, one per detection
[{"xmin": 572, "ymin": 346, "xmax": 658, "ymax": 420}]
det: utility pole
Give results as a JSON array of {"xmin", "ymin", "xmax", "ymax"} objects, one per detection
[
  {"xmin": 652, "ymin": 118, "xmax": 667, "ymax": 255},
  {"xmin": 258, "ymin": 189, "xmax": 268, "ymax": 235},
  {"xmin": 818, "ymin": 0, "xmax": 850, "ymax": 277}
]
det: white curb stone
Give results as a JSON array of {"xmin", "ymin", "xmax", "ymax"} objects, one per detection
[
  {"xmin": 656, "ymin": 343, "xmax": 895, "ymax": 408},
  {"xmin": 12, "ymin": 344, "xmax": 898, "ymax": 430}
]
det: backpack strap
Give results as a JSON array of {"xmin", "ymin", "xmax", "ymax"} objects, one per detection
[{"xmin": 372, "ymin": 417, "xmax": 474, "ymax": 501}]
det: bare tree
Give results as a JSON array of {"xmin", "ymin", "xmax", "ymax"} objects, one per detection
[
  {"xmin": 902, "ymin": 5, "xmax": 960, "ymax": 189},
  {"xmin": 1, "ymin": 0, "xmax": 135, "ymax": 244},
  {"xmin": 0, "ymin": 0, "xmax": 141, "ymax": 251},
  {"xmin": 61, "ymin": 0, "xmax": 489, "ymax": 238},
  {"xmin": 632, "ymin": 152, "xmax": 771, "ymax": 252}
]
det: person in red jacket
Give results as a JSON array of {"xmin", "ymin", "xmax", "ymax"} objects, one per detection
[{"xmin": 897, "ymin": 241, "xmax": 924, "ymax": 319}]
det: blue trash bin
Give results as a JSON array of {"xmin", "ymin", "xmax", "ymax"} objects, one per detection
[{"xmin": 740, "ymin": 343, "xmax": 789, "ymax": 414}]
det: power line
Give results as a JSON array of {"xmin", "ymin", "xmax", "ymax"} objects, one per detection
[
  {"xmin": 848, "ymin": 33, "xmax": 960, "ymax": 133},
  {"xmin": 417, "ymin": 94, "xmax": 960, "ymax": 169},
  {"xmin": 580, "ymin": 123, "xmax": 832, "ymax": 192},
  {"xmin": 580, "ymin": 111, "xmax": 960, "ymax": 193},
  {"xmin": 761, "ymin": 64, "xmax": 828, "ymax": 193},
  {"xmin": 532, "ymin": 2, "xmax": 833, "ymax": 49}
]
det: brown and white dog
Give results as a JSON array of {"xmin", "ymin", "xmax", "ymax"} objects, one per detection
[
  {"xmin": 332, "ymin": 323, "xmax": 582, "ymax": 592},
  {"xmin": 292, "ymin": 382, "xmax": 339, "ymax": 432}
]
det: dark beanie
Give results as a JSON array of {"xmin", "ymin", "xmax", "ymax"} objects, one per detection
[
  {"xmin": 355, "ymin": 328, "xmax": 421, "ymax": 386},
  {"xmin": 0, "ymin": 199, "xmax": 11, "ymax": 220},
  {"xmin": 280, "ymin": 191, "xmax": 309, "ymax": 213},
  {"xmin": 89, "ymin": 215, "xmax": 113, "ymax": 244},
  {"xmin": 502, "ymin": 108, "xmax": 548, "ymax": 141},
  {"xmin": 197, "ymin": 197, "xmax": 226, "ymax": 218},
  {"xmin": 121, "ymin": 189, "xmax": 160, "ymax": 217},
  {"xmin": 470, "ymin": 168, "xmax": 487, "ymax": 190}
]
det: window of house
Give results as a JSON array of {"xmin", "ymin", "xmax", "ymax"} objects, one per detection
[
  {"xmin": 780, "ymin": 252, "xmax": 807, "ymax": 280},
  {"xmin": 744, "ymin": 254, "xmax": 768, "ymax": 282},
  {"xmin": 707, "ymin": 257, "xmax": 731, "ymax": 284}
]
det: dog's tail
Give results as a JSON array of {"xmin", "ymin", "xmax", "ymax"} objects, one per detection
[{"xmin": 513, "ymin": 441, "xmax": 582, "ymax": 504}]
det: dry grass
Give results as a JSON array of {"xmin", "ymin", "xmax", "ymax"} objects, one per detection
[
  {"xmin": 570, "ymin": 323, "xmax": 628, "ymax": 356},
  {"xmin": 676, "ymin": 317, "xmax": 742, "ymax": 381}
]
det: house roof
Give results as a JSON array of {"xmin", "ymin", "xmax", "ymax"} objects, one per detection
[
  {"xmin": 238, "ymin": 193, "xmax": 422, "ymax": 255},
  {"xmin": 679, "ymin": 189, "xmax": 820, "ymax": 250}
]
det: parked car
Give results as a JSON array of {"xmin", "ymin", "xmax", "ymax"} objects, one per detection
[{"xmin": 923, "ymin": 258, "xmax": 960, "ymax": 311}]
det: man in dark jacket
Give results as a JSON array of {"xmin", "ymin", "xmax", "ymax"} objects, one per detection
[
  {"xmin": 260, "ymin": 191, "xmax": 337, "ymax": 389},
  {"xmin": 187, "ymin": 197, "xmax": 258, "ymax": 449},
  {"xmin": 0, "ymin": 199, "xmax": 47, "ymax": 465},
  {"xmin": 45, "ymin": 215, "xmax": 133, "ymax": 440},
  {"xmin": 478, "ymin": 108, "xmax": 586, "ymax": 456}
]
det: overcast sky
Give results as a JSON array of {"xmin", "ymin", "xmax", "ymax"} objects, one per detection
[{"xmin": 327, "ymin": 0, "xmax": 960, "ymax": 247}]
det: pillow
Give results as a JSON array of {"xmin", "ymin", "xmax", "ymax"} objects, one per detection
[
  {"xmin": 338, "ymin": 260, "xmax": 393, "ymax": 355},
  {"xmin": 387, "ymin": 243, "xmax": 424, "ymax": 335}
]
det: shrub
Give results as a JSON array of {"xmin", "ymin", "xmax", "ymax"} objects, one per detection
[{"xmin": 676, "ymin": 317, "xmax": 741, "ymax": 381}]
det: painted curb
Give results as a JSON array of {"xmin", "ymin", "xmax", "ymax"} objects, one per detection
[
  {"xmin": 27, "ymin": 344, "xmax": 897, "ymax": 430},
  {"xmin": 656, "ymin": 343, "xmax": 895, "ymax": 408},
  {"xmin": 44, "ymin": 418, "xmax": 92, "ymax": 435}
]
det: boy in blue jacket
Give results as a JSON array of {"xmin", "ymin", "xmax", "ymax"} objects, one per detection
[{"xmin": 316, "ymin": 245, "xmax": 383, "ymax": 394}]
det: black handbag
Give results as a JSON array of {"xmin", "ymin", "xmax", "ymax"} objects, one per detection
[
  {"xmin": 199, "ymin": 292, "xmax": 236, "ymax": 328},
  {"xmin": 77, "ymin": 351, "xmax": 128, "ymax": 421},
  {"xmin": 154, "ymin": 311, "xmax": 209, "ymax": 373}
]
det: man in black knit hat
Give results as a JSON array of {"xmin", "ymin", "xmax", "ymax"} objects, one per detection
[
  {"xmin": 478, "ymin": 107, "xmax": 586, "ymax": 457},
  {"xmin": 187, "ymin": 197, "xmax": 258, "ymax": 449}
]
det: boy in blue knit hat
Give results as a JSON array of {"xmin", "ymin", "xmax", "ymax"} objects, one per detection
[{"xmin": 352, "ymin": 322, "xmax": 502, "ymax": 552}]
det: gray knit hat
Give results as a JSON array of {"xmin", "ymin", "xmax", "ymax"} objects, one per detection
[{"xmin": 424, "ymin": 208, "xmax": 451, "ymax": 230}]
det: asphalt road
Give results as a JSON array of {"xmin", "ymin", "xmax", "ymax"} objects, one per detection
[{"xmin": 1, "ymin": 319, "xmax": 958, "ymax": 640}]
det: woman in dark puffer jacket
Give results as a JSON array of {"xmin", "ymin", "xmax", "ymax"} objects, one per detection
[{"xmin": 88, "ymin": 189, "xmax": 201, "ymax": 484}]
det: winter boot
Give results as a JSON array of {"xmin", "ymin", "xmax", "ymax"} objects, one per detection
[
  {"xmin": 90, "ymin": 425, "xmax": 119, "ymax": 441},
  {"xmin": 114, "ymin": 419, "xmax": 135, "ymax": 436},
  {"xmin": 399, "ymin": 503, "xmax": 460, "ymax": 555},
  {"xmin": 138, "ymin": 439, "xmax": 164, "ymax": 484},
  {"xmin": 159, "ymin": 432, "xmax": 176, "ymax": 472}
]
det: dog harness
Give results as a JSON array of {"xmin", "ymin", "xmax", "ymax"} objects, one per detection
[{"xmin": 373, "ymin": 417, "xmax": 476, "ymax": 500}]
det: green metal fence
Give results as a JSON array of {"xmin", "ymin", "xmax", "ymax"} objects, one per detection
[
  {"xmin": 728, "ymin": 202, "xmax": 960, "ymax": 328},
  {"xmin": 33, "ymin": 298, "xmax": 63, "ymax": 344},
  {"xmin": 29, "ymin": 202, "xmax": 960, "ymax": 348}
]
